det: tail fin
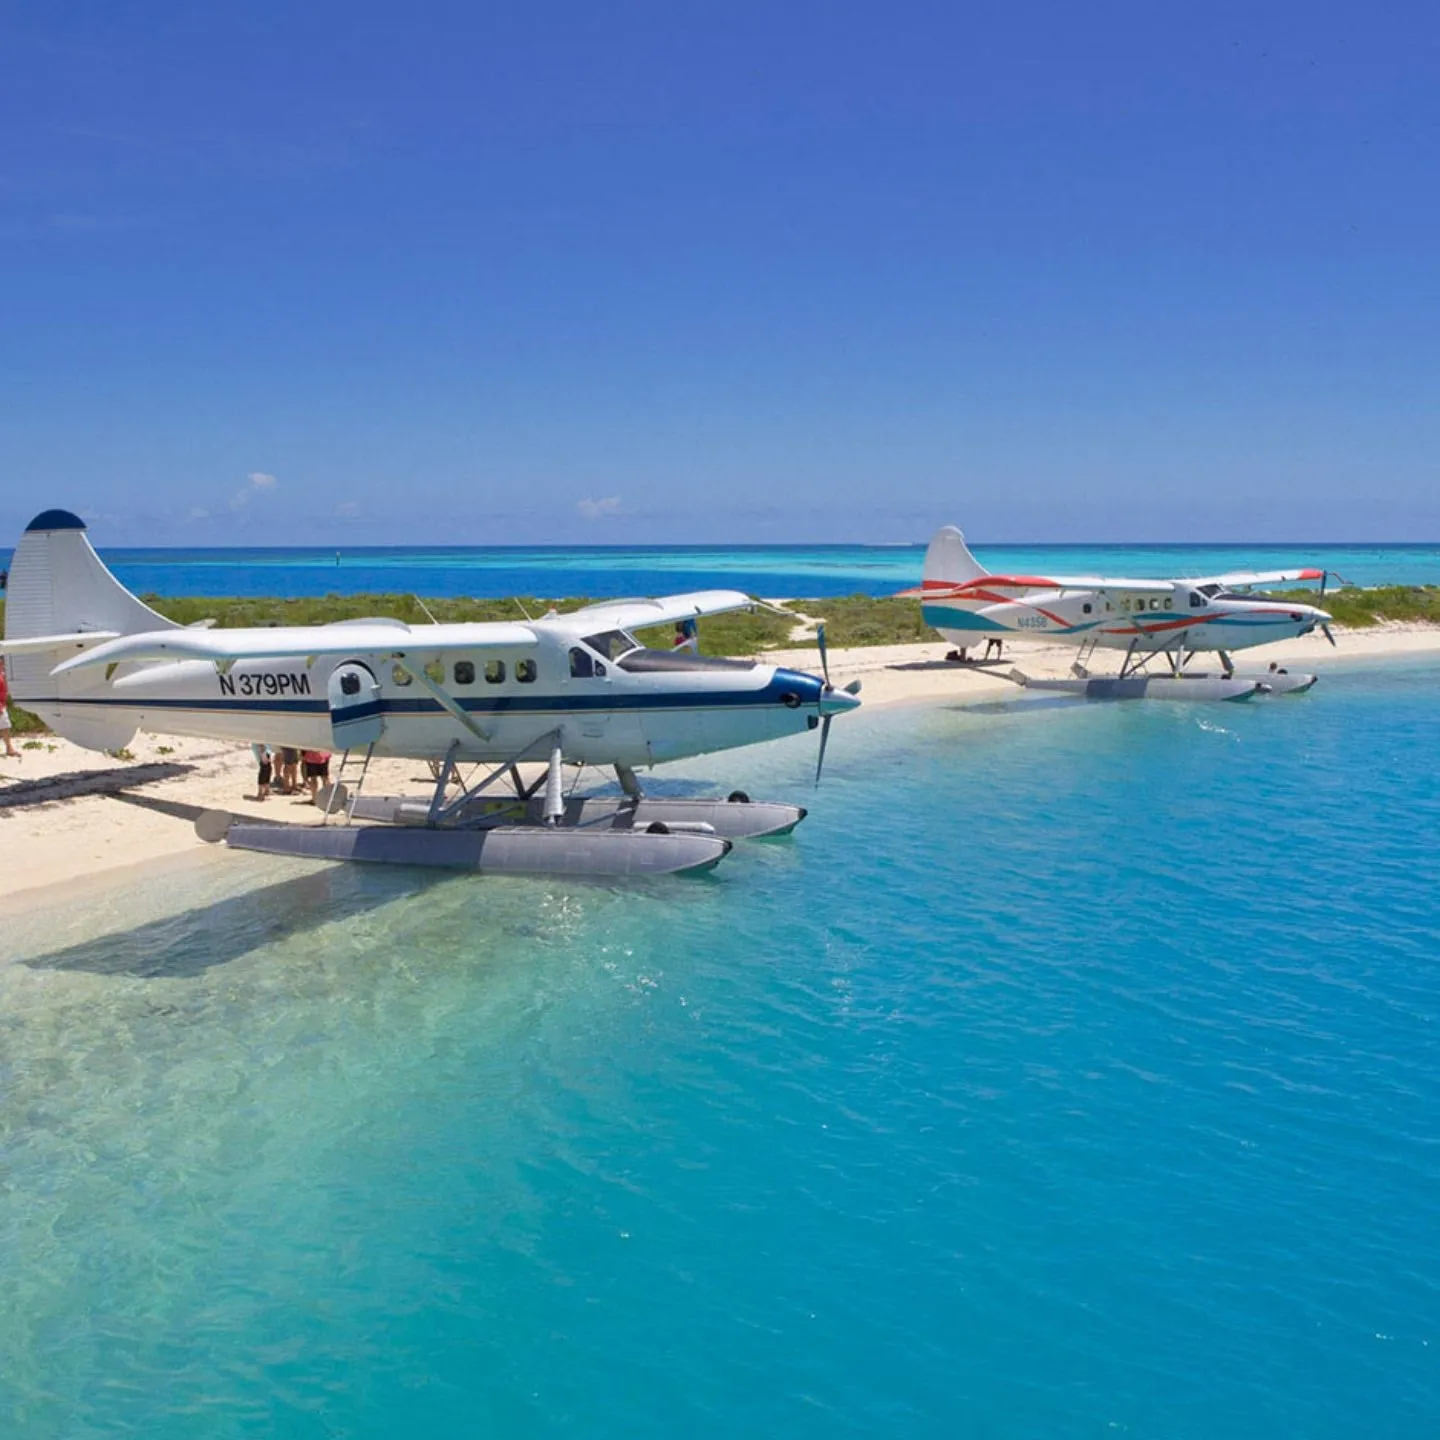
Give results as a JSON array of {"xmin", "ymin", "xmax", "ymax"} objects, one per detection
[
  {"xmin": 3, "ymin": 508, "xmax": 176, "ymax": 748},
  {"xmin": 922, "ymin": 525, "xmax": 987, "ymax": 588}
]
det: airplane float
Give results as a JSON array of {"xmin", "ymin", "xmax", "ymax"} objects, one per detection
[
  {"xmin": 1, "ymin": 509, "xmax": 860, "ymax": 877},
  {"xmin": 900, "ymin": 525, "xmax": 1336, "ymax": 700}
]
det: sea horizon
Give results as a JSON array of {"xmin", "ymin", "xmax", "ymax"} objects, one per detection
[{"xmin": 5, "ymin": 539, "xmax": 1438, "ymax": 601}]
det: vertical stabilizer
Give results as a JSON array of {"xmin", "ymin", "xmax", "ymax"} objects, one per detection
[
  {"xmin": 3, "ymin": 509, "xmax": 177, "ymax": 747},
  {"xmin": 922, "ymin": 525, "xmax": 988, "ymax": 587}
]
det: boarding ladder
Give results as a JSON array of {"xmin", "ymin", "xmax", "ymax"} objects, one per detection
[{"xmin": 321, "ymin": 743, "xmax": 375, "ymax": 825}]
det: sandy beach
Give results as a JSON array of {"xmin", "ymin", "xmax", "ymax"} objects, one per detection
[{"xmin": 3, "ymin": 621, "xmax": 1437, "ymax": 912}]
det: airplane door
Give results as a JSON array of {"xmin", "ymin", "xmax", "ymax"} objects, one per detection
[
  {"xmin": 568, "ymin": 646, "xmax": 613, "ymax": 741},
  {"xmin": 328, "ymin": 660, "xmax": 384, "ymax": 749}
]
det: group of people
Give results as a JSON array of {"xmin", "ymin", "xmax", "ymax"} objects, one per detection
[{"xmin": 251, "ymin": 743, "xmax": 330, "ymax": 802}]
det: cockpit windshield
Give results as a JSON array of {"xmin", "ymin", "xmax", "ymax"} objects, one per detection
[{"xmin": 582, "ymin": 629, "xmax": 640, "ymax": 661}]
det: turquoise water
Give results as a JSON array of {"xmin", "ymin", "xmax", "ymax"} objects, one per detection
[
  {"xmin": 4, "ymin": 541, "xmax": 1438, "ymax": 599},
  {"xmin": 3, "ymin": 668, "xmax": 1439, "ymax": 1436}
]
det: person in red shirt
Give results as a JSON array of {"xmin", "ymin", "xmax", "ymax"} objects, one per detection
[
  {"xmin": 0, "ymin": 658, "xmax": 18, "ymax": 759},
  {"xmin": 301, "ymin": 749, "xmax": 331, "ymax": 803}
]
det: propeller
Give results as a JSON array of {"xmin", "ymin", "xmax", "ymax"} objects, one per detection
[
  {"xmin": 1322, "ymin": 622, "xmax": 1337, "ymax": 647},
  {"xmin": 814, "ymin": 623, "xmax": 832, "ymax": 785}
]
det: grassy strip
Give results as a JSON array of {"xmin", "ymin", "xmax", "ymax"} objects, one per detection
[{"xmin": 1271, "ymin": 585, "xmax": 1440, "ymax": 628}]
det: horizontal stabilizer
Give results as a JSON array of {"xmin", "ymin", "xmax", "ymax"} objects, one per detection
[{"xmin": 0, "ymin": 629, "xmax": 120, "ymax": 656}]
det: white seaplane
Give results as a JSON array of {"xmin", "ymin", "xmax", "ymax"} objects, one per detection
[
  {"xmin": 1, "ymin": 509, "xmax": 860, "ymax": 877},
  {"xmin": 900, "ymin": 525, "xmax": 1336, "ymax": 700}
]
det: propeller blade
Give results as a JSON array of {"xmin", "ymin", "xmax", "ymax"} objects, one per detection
[
  {"xmin": 815, "ymin": 713, "xmax": 832, "ymax": 786},
  {"xmin": 1322, "ymin": 622, "xmax": 1337, "ymax": 647},
  {"xmin": 816, "ymin": 623, "xmax": 831, "ymax": 689},
  {"xmin": 843, "ymin": 678, "xmax": 862, "ymax": 695}
]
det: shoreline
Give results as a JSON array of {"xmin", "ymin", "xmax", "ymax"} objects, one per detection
[{"xmin": 3, "ymin": 622, "xmax": 1437, "ymax": 913}]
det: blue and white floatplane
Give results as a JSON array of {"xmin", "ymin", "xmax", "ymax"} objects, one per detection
[{"xmin": 2, "ymin": 509, "xmax": 860, "ymax": 877}]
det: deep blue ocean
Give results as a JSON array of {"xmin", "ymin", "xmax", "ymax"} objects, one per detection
[
  {"xmin": 2, "ymin": 664, "xmax": 1438, "ymax": 1436},
  {"xmin": 2, "ymin": 541, "xmax": 1437, "ymax": 599}
]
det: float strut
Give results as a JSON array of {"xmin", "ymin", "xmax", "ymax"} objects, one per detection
[
  {"xmin": 543, "ymin": 742, "xmax": 566, "ymax": 826},
  {"xmin": 615, "ymin": 763, "xmax": 643, "ymax": 800}
]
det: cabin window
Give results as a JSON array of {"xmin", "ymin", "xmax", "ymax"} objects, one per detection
[
  {"xmin": 454, "ymin": 660, "xmax": 475, "ymax": 685},
  {"xmin": 583, "ymin": 630, "xmax": 639, "ymax": 661},
  {"xmin": 1149, "ymin": 598, "xmax": 1161, "ymax": 611},
  {"xmin": 595, "ymin": 661, "xmax": 606, "ymax": 677},
  {"xmin": 485, "ymin": 660, "xmax": 506, "ymax": 684},
  {"xmin": 1190, "ymin": 592, "xmax": 1204, "ymax": 608},
  {"xmin": 569, "ymin": 647, "xmax": 594, "ymax": 678},
  {"xmin": 1163, "ymin": 598, "xmax": 1173, "ymax": 610},
  {"xmin": 1082, "ymin": 602, "xmax": 1092, "ymax": 614},
  {"xmin": 516, "ymin": 659, "xmax": 537, "ymax": 683},
  {"xmin": 391, "ymin": 663, "xmax": 413, "ymax": 687},
  {"xmin": 423, "ymin": 660, "xmax": 445, "ymax": 684}
]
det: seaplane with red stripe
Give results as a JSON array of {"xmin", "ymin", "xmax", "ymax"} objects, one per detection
[
  {"xmin": 899, "ymin": 526, "xmax": 1336, "ymax": 700},
  {"xmin": 1, "ymin": 509, "xmax": 860, "ymax": 877}
]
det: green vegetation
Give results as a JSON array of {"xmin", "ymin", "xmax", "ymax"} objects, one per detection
[
  {"xmin": 796, "ymin": 594, "xmax": 934, "ymax": 649},
  {"xmin": 1271, "ymin": 585, "xmax": 1440, "ymax": 628}
]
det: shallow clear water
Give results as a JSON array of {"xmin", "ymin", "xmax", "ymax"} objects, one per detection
[
  {"xmin": 2, "ymin": 669, "xmax": 1439, "ymax": 1437},
  {"xmin": 2, "ymin": 541, "xmax": 1435, "ymax": 599}
]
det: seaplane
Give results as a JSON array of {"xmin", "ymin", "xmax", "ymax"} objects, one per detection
[
  {"xmin": 1, "ymin": 509, "xmax": 860, "ymax": 877},
  {"xmin": 900, "ymin": 525, "xmax": 1336, "ymax": 701}
]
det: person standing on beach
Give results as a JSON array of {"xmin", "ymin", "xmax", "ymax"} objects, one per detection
[
  {"xmin": 251, "ymin": 742, "xmax": 273, "ymax": 800},
  {"xmin": 302, "ymin": 748, "xmax": 331, "ymax": 803},
  {"xmin": 0, "ymin": 658, "xmax": 19, "ymax": 759},
  {"xmin": 672, "ymin": 619, "xmax": 699, "ymax": 653},
  {"xmin": 279, "ymin": 747, "xmax": 300, "ymax": 794}
]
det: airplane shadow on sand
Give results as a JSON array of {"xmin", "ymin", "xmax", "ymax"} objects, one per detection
[{"xmin": 24, "ymin": 863, "xmax": 450, "ymax": 980}]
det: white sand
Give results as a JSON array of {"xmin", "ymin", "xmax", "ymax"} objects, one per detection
[{"xmin": 3, "ymin": 621, "xmax": 1436, "ymax": 911}]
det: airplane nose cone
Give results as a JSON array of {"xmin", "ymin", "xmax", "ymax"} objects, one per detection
[{"xmin": 820, "ymin": 686, "xmax": 862, "ymax": 715}]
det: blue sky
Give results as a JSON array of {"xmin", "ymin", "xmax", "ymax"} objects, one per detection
[{"xmin": 2, "ymin": 1, "xmax": 1437, "ymax": 545}]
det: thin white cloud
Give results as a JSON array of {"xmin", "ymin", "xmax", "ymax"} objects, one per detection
[
  {"xmin": 188, "ymin": 505, "xmax": 209, "ymax": 520},
  {"xmin": 578, "ymin": 495, "xmax": 621, "ymax": 520},
  {"xmin": 336, "ymin": 500, "xmax": 360, "ymax": 517},
  {"xmin": 231, "ymin": 471, "xmax": 279, "ymax": 510}
]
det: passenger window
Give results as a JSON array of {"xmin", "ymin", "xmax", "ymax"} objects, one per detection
[
  {"xmin": 391, "ymin": 663, "xmax": 413, "ymax": 687},
  {"xmin": 485, "ymin": 660, "xmax": 506, "ymax": 684},
  {"xmin": 595, "ymin": 661, "xmax": 606, "ymax": 677},
  {"xmin": 569, "ymin": 647, "xmax": 594, "ymax": 678},
  {"xmin": 1163, "ymin": 598, "xmax": 1173, "ymax": 610},
  {"xmin": 1082, "ymin": 602, "xmax": 1092, "ymax": 614},
  {"xmin": 454, "ymin": 660, "xmax": 475, "ymax": 685},
  {"xmin": 1149, "ymin": 598, "xmax": 1160, "ymax": 611},
  {"xmin": 423, "ymin": 660, "xmax": 445, "ymax": 684},
  {"xmin": 1190, "ymin": 592, "xmax": 1204, "ymax": 608},
  {"xmin": 516, "ymin": 659, "xmax": 537, "ymax": 683}
]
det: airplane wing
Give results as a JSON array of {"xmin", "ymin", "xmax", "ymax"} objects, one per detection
[
  {"xmin": 557, "ymin": 590, "xmax": 759, "ymax": 633},
  {"xmin": 899, "ymin": 575, "xmax": 1175, "ymax": 599},
  {"xmin": 51, "ymin": 620, "xmax": 539, "ymax": 676},
  {"xmin": 1186, "ymin": 568, "xmax": 1325, "ymax": 589}
]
